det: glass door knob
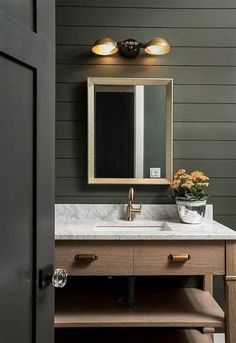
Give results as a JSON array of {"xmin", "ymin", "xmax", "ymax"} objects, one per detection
[{"xmin": 51, "ymin": 268, "xmax": 67, "ymax": 288}]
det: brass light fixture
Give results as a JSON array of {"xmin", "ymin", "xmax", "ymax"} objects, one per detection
[
  {"xmin": 92, "ymin": 37, "xmax": 170, "ymax": 58},
  {"xmin": 91, "ymin": 37, "xmax": 118, "ymax": 56},
  {"xmin": 144, "ymin": 37, "xmax": 171, "ymax": 55}
]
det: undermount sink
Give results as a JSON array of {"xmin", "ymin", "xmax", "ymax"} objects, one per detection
[{"xmin": 94, "ymin": 221, "xmax": 172, "ymax": 234}]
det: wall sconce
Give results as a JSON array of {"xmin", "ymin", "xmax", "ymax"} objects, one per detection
[{"xmin": 92, "ymin": 37, "xmax": 171, "ymax": 58}]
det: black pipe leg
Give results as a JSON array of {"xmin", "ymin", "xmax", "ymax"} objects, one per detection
[{"xmin": 127, "ymin": 276, "xmax": 136, "ymax": 308}]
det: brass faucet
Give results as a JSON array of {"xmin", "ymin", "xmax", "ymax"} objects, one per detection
[{"xmin": 126, "ymin": 187, "xmax": 142, "ymax": 221}]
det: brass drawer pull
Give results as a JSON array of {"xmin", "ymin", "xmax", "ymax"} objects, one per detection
[
  {"xmin": 74, "ymin": 254, "xmax": 98, "ymax": 262},
  {"xmin": 168, "ymin": 254, "xmax": 191, "ymax": 262}
]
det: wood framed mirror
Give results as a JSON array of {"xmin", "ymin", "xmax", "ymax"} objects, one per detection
[{"xmin": 88, "ymin": 77, "xmax": 173, "ymax": 185}]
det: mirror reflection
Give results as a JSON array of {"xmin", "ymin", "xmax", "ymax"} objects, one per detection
[{"xmin": 95, "ymin": 85, "xmax": 166, "ymax": 179}]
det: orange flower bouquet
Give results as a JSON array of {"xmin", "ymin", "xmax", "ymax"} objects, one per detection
[
  {"xmin": 171, "ymin": 169, "xmax": 209, "ymax": 201},
  {"xmin": 171, "ymin": 169, "xmax": 209, "ymax": 223}
]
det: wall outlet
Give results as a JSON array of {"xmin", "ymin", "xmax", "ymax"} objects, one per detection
[{"xmin": 150, "ymin": 168, "xmax": 161, "ymax": 178}]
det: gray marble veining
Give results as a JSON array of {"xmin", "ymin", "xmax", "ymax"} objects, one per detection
[
  {"xmin": 55, "ymin": 204, "xmax": 213, "ymax": 222},
  {"xmin": 55, "ymin": 204, "xmax": 127, "ymax": 221},
  {"xmin": 55, "ymin": 204, "xmax": 236, "ymax": 240}
]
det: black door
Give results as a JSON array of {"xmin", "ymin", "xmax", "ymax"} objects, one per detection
[{"xmin": 0, "ymin": 2, "xmax": 55, "ymax": 343}]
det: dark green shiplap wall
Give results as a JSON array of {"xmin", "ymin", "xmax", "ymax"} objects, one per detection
[{"xmin": 55, "ymin": 0, "xmax": 236, "ymax": 230}]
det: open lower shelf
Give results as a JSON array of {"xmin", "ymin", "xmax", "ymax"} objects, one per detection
[
  {"xmin": 55, "ymin": 328, "xmax": 213, "ymax": 343},
  {"xmin": 55, "ymin": 288, "xmax": 224, "ymax": 328}
]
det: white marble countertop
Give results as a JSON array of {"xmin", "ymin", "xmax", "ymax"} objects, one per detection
[
  {"xmin": 55, "ymin": 204, "xmax": 236, "ymax": 240},
  {"xmin": 55, "ymin": 218, "xmax": 236, "ymax": 240}
]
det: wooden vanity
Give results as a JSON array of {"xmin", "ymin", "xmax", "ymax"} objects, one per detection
[{"xmin": 54, "ymin": 238, "xmax": 236, "ymax": 343}]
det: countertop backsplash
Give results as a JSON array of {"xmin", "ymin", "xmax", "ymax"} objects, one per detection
[{"xmin": 55, "ymin": 204, "xmax": 213, "ymax": 222}]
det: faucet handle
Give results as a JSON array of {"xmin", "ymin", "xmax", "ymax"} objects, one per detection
[{"xmin": 132, "ymin": 203, "xmax": 142, "ymax": 212}]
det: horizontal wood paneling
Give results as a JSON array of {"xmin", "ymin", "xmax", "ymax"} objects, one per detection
[
  {"xmin": 57, "ymin": 27, "xmax": 236, "ymax": 47},
  {"xmin": 56, "ymin": 158, "xmax": 87, "ymax": 177},
  {"xmin": 174, "ymin": 123, "xmax": 236, "ymax": 140},
  {"xmin": 174, "ymin": 141, "xmax": 236, "ymax": 159},
  {"xmin": 55, "ymin": 196, "xmax": 174, "ymax": 204},
  {"xmin": 57, "ymin": 7, "xmax": 236, "ymax": 28},
  {"xmin": 56, "ymin": 139, "xmax": 236, "ymax": 159},
  {"xmin": 56, "ymin": 83, "xmax": 236, "ymax": 103},
  {"xmin": 56, "ymin": 102, "xmax": 87, "ymax": 120},
  {"xmin": 56, "ymin": 140, "xmax": 86, "ymax": 158},
  {"xmin": 174, "ymin": 86, "xmax": 236, "ymax": 103},
  {"xmin": 57, "ymin": 46, "xmax": 236, "ymax": 66},
  {"xmin": 56, "ymin": 102, "xmax": 236, "ymax": 122},
  {"xmin": 56, "ymin": 121, "xmax": 86, "ymax": 139},
  {"xmin": 57, "ymin": 1, "xmax": 236, "ymax": 9},
  {"xmin": 208, "ymin": 179, "xmax": 236, "ymax": 196},
  {"xmin": 56, "ymin": 159, "xmax": 236, "ymax": 179},
  {"xmin": 56, "ymin": 0, "xmax": 236, "ymax": 231},
  {"xmin": 174, "ymin": 160, "xmax": 236, "ymax": 177},
  {"xmin": 56, "ymin": 84, "xmax": 86, "ymax": 102},
  {"xmin": 56, "ymin": 65, "xmax": 236, "ymax": 85},
  {"xmin": 174, "ymin": 104, "xmax": 236, "ymax": 122},
  {"xmin": 55, "ymin": 178, "xmax": 170, "ymax": 197},
  {"xmin": 55, "ymin": 177, "xmax": 236, "ymax": 197},
  {"xmin": 214, "ymin": 216, "xmax": 236, "ymax": 230},
  {"xmin": 56, "ymin": 121, "xmax": 236, "ymax": 140},
  {"xmin": 210, "ymin": 198, "xmax": 236, "ymax": 215}
]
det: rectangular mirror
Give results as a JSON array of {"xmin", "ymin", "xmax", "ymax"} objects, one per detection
[{"xmin": 88, "ymin": 77, "xmax": 173, "ymax": 185}]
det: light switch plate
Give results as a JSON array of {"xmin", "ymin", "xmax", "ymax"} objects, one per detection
[{"xmin": 150, "ymin": 168, "xmax": 161, "ymax": 178}]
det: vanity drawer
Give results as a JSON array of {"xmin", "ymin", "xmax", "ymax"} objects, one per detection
[
  {"xmin": 55, "ymin": 241, "xmax": 133, "ymax": 276},
  {"xmin": 134, "ymin": 241, "xmax": 225, "ymax": 275}
]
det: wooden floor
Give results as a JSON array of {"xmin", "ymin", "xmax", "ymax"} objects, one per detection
[{"xmin": 55, "ymin": 288, "xmax": 224, "ymax": 328}]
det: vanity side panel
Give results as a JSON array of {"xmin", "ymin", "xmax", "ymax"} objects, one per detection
[
  {"xmin": 55, "ymin": 240, "xmax": 133, "ymax": 276},
  {"xmin": 134, "ymin": 241, "xmax": 225, "ymax": 275},
  {"xmin": 225, "ymin": 241, "xmax": 236, "ymax": 343}
]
